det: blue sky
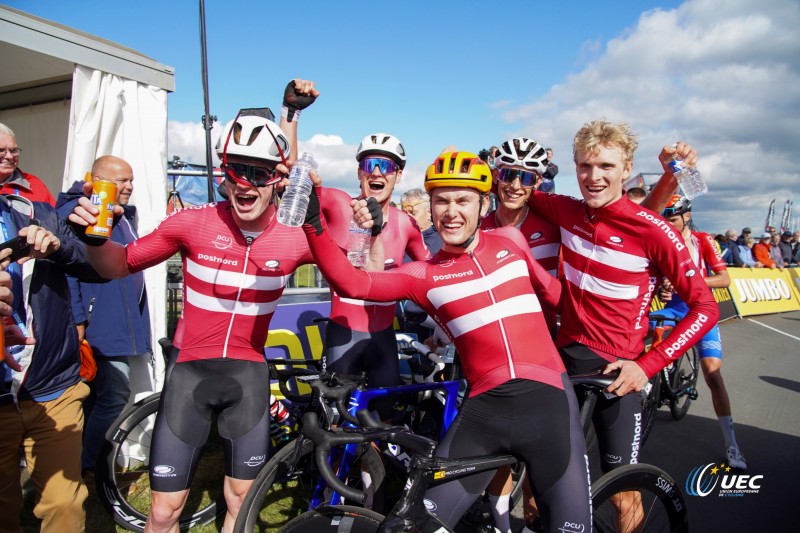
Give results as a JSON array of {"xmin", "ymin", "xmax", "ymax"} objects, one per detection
[{"xmin": 8, "ymin": 0, "xmax": 800, "ymax": 233}]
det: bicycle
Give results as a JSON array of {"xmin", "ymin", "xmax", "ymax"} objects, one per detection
[
  {"xmin": 639, "ymin": 313, "xmax": 701, "ymax": 442},
  {"xmin": 280, "ymin": 372, "xmax": 688, "ymax": 533}
]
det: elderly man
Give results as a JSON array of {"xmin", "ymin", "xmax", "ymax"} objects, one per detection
[
  {"xmin": 401, "ymin": 187, "xmax": 441, "ymax": 255},
  {"xmin": 722, "ymin": 228, "xmax": 744, "ymax": 267},
  {"xmin": 0, "ymin": 123, "xmax": 55, "ymax": 205}
]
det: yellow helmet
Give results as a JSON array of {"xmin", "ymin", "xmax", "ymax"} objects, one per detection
[{"xmin": 424, "ymin": 151, "xmax": 492, "ymax": 193}]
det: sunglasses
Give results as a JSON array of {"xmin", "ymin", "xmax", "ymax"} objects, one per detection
[
  {"xmin": 223, "ymin": 162, "xmax": 280, "ymax": 187},
  {"xmin": 661, "ymin": 207, "xmax": 690, "ymax": 217},
  {"xmin": 497, "ymin": 167, "xmax": 539, "ymax": 188},
  {"xmin": 358, "ymin": 157, "xmax": 399, "ymax": 176}
]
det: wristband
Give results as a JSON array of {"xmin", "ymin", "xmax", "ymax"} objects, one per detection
[{"xmin": 281, "ymin": 105, "xmax": 300, "ymax": 123}]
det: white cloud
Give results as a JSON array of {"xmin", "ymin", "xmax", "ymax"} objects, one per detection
[
  {"xmin": 499, "ymin": 0, "xmax": 800, "ymax": 232},
  {"xmin": 167, "ymin": 120, "xmax": 222, "ymax": 167}
]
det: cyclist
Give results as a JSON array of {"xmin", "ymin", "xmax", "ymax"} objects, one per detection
[
  {"xmin": 301, "ymin": 151, "xmax": 593, "ymax": 532},
  {"xmin": 518, "ymin": 123, "xmax": 719, "ymax": 531},
  {"xmin": 656, "ymin": 195, "xmax": 746, "ymax": 469},
  {"xmin": 322, "ymin": 133, "xmax": 429, "ymax": 412},
  {"xmin": 67, "ymin": 81, "xmax": 363, "ymax": 533},
  {"xmin": 479, "ymin": 137, "xmax": 560, "ymax": 532}
]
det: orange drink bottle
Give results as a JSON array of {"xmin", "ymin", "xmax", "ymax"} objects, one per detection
[{"xmin": 86, "ymin": 180, "xmax": 118, "ymax": 239}]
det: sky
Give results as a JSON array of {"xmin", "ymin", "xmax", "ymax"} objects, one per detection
[{"xmin": 8, "ymin": 0, "xmax": 799, "ymax": 234}]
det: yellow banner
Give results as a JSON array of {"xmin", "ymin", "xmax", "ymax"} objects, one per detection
[{"xmin": 727, "ymin": 267, "xmax": 800, "ymax": 316}]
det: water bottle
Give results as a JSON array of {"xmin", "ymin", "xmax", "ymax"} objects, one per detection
[
  {"xmin": 277, "ymin": 152, "xmax": 317, "ymax": 226},
  {"xmin": 347, "ymin": 218, "xmax": 371, "ymax": 268},
  {"xmin": 668, "ymin": 150, "xmax": 707, "ymax": 200}
]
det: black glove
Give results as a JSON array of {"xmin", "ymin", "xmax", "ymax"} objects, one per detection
[
  {"xmin": 283, "ymin": 80, "xmax": 317, "ymax": 122},
  {"xmin": 304, "ymin": 186, "xmax": 323, "ymax": 235},
  {"xmin": 365, "ymin": 197, "xmax": 384, "ymax": 236}
]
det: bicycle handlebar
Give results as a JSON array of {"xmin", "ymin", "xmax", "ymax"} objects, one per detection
[{"xmin": 302, "ymin": 410, "xmax": 439, "ymax": 504}]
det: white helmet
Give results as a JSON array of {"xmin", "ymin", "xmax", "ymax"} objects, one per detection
[
  {"xmin": 495, "ymin": 137, "xmax": 549, "ymax": 174},
  {"xmin": 215, "ymin": 111, "xmax": 290, "ymax": 168},
  {"xmin": 355, "ymin": 133, "xmax": 407, "ymax": 169}
]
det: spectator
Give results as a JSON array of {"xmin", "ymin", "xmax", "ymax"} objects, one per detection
[
  {"xmin": 721, "ymin": 229, "xmax": 744, "ymax": 267},
  {"xmin": 769, "ymin": 233, "xmax": 785, "ymax": 268},
  {"xmin": 778, "ymin": 231, "xmax": 794, "ymax": 267},
  {"xmin": 793, "ymin": 231, "xmax": 800, "ymax": 264},
  {"xmin": 0, "ymin": 123, "xmax": 56, "ymax": 205},
  {"xmin": 625, "ymin": 186, "xmax": 647, "ymax": 204},
  {"xmin": 489, "ymin": 145, "xmax": 500, "ymax": 169},
  {"xmin": 0, "ymin": 194, "xmax": 101, "ymax": 533},
  {"xmin": 401, "ymin": 188, "xmax": 441, "ymax": 255},
  {"xmin": 753, "ymin": 232, "xmax": 780, "ymax": 270},
  {"xmin": 538, "ymin": 147, "xmax": 558, "ymax": 193},
  {"xmin": 55, "ymin": 155, "xmax": 152, "ymax": 480},
  {"xmin": 737, "ymin": 227, "xmax": 752, "ymax": 246},
  {"xmin": 738, "ymin": 235, "xmax": 760, "ymax": 268}
]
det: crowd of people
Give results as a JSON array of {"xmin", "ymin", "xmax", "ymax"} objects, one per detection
[{"xmin": 0, "ymin": 74, "xmax": 790, "ymax": 533}]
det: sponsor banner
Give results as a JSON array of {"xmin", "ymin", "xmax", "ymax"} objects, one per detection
[
  {"xmin": 727, "ymin": 268, "xmax": 800, "ymax": 316},
  {"xmin": 649, "ymin": 287, "xmax": 737, "ymax": 322}
]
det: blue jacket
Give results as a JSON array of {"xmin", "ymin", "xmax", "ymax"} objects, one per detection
[
  {"xmin": 56, "ymin": 181, "xmax": 152, "ymax": 358},
  {"xmin": 0, "ymin": 195, "xmax": 102, "ymax": 404}
]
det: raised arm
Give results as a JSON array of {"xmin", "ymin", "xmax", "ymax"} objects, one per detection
[{"xmin": 641, "ymin": 142, "xmax": 697, "ymax": 213}]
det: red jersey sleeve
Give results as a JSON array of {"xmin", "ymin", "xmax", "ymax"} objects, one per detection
[
  {"xmin": 125, "ymin": 209, "xmax": 188, "ymax": 272},
  {"xmin": 636, "ymin": 230, "xmax": 720, "ymax": 377},
  {"xmin": 697, "ymin": 232, "xmax": 727, "ymax": 274}
]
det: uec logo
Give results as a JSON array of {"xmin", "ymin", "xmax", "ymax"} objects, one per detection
[{"xmin": 686, "ymin": 463, "xmax": 763, "ymax": 497}]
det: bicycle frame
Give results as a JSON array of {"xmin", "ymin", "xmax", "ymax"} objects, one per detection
[{"xmin": 312, "ymin": 379, "xmax": 462, "ymax": 509}]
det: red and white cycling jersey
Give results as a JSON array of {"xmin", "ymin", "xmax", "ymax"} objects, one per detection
[
  {"xmin": 528, "ymin": 192, "xmax": 719, "ymax": 377},
  {"xmin": 125, "ymin": 197, "xmax": 352, "ymax": 364},
  {"xmin": 329, "ymin": 201, "xmax": 430, "ymax": 332},
  {"xmin": 481, "ymin": 209, "xmax": 561, "ymax": 278},
  {"xmin": 664, "ymin": 231, "xmax": 726, "ymax": 313},
  {"xmin": 306, "ymin": 220, "xmax": 565, "ymax": 397}
]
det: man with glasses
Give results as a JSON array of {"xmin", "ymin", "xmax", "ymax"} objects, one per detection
[
  {"xmin": 320, "ymin": 134, "xmax": 429, "ymax": 416},
  {"xmin": 401, "ymin": 188, "xmax": 441, "ymax": 255},
  {"xmin": 0, "ymin": 123, "xmax": 55, "ymax": 205},
  {"xmin": 67, "ymin": 80, "xmax": 363, "ymax": 533}
]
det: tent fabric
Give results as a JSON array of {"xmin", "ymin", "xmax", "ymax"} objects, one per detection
[{"xmin": 63, "ymin": 64, "xmax": 168, "ymax": 397}]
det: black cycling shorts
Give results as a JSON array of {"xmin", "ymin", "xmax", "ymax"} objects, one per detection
[
  {"xmin": 149, "ymin": 357, "xmax": 271, "ymax": 492},
  {"xmin": 423, "ymin": 377, "xmax": 592, "ymax": 532},
  {"xmin": 559, "ymin": 342, "xmax": 646, "ymax": 471}
]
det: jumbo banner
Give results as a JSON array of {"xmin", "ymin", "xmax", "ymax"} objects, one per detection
[{"xmin": 727, "ymin": 267, "xmax": 800, "ymax": 316}]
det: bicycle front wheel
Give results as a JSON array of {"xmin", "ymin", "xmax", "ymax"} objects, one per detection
[
  {"xmin": 279, "ymin": 505, "xmax": 384, "ymax": 533},
  {"xmin": 234, "ymin": 437, "xmax": 386, "ymax": 533},
  {"xmin": 95, "ymin": 393, "xmax": 226, "ymax": 532},
  {"xmin": 591, "ymin": 463, "xmax": 688, "ymax": 533},
  {"xmin": 669, "ymin": 347, "xmax": 699, "ymax": 420}
]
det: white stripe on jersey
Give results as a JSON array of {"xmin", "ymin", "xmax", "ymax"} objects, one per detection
[
  {"xmin": 426, "ymin": 260, "xmax": 529, "ymax": 308},
  {"xmin": 186, "ymin": 258, "xmax": 289, "ymax": 289},
  {"xmin": 562, "ymin": 262, "xmax": 639, "ymax": 300},
  {"xmin": 531, "ymin": 242, "xmax": 560, "ymax": 260},
  {"xmin": 185, "ymin": 286, "xmax": 280, "ymax": 316},
  {"xmin": 561, "ymin": 229, "xmax": 649, "ymax": 273},
  {"xmin": 447, "ymin": 294, "xmax": 541, "ymax": 337},
  {"xmin": 338, "ymin": 297, "xmax": 395, "ymax": 307}
]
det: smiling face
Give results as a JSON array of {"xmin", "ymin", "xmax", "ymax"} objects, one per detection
[
  {"xmin": 575, "ymin": 143, "xmax": 632, "ymax": 209},
  {"xmin": 358, "ymin": 157, "xmax": 401, "ymax": 206},
  {"xmin": 430, "ymin": 187, "xmax": 488, "ymax": 253},
  {"xmin": 495, "ymin": 167, "xmax": 536, "ymax": 211},
  {"xmin": 0, "ymin": 131, "xmax": 20, "ymax": 182},
  {"xmin": 93, "ymin": 156, "xmax": 134, "ymax": 206},
  {"xmin": 224, "ymin": 178, "xmax": 276, "ymax": 231}
]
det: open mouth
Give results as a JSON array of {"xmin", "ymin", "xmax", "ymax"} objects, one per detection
[
  {"xmin": 236, "ymin": 193, "xmax": 258, "ymax": 208},
  {"xmin": 368, "ymin": 180, "xmax": 386, "ymax": 193}
]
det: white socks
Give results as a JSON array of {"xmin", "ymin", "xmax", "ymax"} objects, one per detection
[
  {"xmin": 718, "ymin": 415, "xmax": 738, "ymax": 449},
  {"xmin": 489, "ymin": 493, "xmax": 512, "ymax": 533}
]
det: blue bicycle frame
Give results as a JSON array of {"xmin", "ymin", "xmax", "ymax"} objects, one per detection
[{"xmin": 309, "ymin": 379, "xmax": 462, "ymax": 508}]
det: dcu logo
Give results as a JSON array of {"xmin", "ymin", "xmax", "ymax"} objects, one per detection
[
  {"xmin": 686, "ymin": 462, "xmax": 763, "ymax": 497},
  {"xmin": 213, "ymin": 235, "xmax": 233, "ymax": 250}
]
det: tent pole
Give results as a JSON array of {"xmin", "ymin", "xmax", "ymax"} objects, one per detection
[{"xmin": 199, "ymin": 0, "xmax": 216, "ymax": 202}]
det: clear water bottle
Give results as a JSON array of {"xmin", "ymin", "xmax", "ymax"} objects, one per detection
[
  {"xmin": 277, "ymin": 152, "xmax": 317, "ymax": 226},
  {"xmin": 347, "ymin": 218, "xmax": 371, "ymax": 268},
  {"xmin": 668, "ymin": 153, "xmax": 707, "ymax": 200}
]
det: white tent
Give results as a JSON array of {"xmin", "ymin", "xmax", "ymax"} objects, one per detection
[{"xmin": 0, "ymin": 5, "xmax": 175, "ymax": 396}]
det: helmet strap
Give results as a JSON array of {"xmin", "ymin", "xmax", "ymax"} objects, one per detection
[{"xmin": 456, "ymin": 193, "xmax": 487, "ymax": 249}]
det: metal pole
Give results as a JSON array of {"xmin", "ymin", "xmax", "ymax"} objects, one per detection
[{"xmin": 199, "ymin": 0, "xmax": 217, "ymax": 202}]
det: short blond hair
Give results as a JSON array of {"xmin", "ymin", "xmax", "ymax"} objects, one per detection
[{"xmin": 573, "ymin": 120, "xmax": 638, "ymax": 165}]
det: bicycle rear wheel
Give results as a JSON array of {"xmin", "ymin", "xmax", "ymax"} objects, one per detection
[
  {"xmin": 95, "ymin": 393, "xmax": 226, "ymax": 532},
  {"xmin": 669, "ymin": 347, "xmax": 699, "ymax": 420},
  {"xmin": 591, "ymin": 463, "xmax": 688, "ymax": 533},
  {"xmin": 279, "ymin": 505, "xmax": 384, "ymax": 532},
  {"xmin": 234, "ymin": 437, "xmax": 386, "ymax": 532}
]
